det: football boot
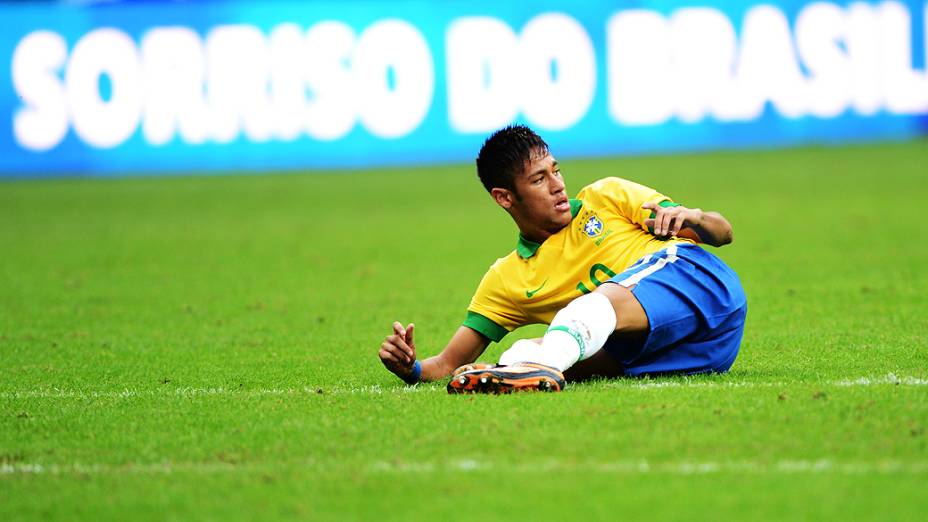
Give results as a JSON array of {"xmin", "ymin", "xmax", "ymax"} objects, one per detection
[
  {"xmin": 447, "ymin": 362, "xmax": 566, "ymax": 394},
  {"xmin": 450, "ymin": 362, "xmax": 498, "ymax": 378}
]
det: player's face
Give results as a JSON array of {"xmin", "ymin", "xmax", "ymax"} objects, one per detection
[{"xmin": 508, "ymin": 150, "xmax": 572, "ymax": 238}]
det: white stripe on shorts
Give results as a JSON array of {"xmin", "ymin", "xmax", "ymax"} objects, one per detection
[{"xmin": 617, "ymin": 244, "xmax": 679, "ymax": 288}]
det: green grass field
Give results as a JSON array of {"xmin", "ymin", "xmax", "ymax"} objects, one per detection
[{"xmin": 1, "ymin": 140, "xmax": 927, "ymax": 520}]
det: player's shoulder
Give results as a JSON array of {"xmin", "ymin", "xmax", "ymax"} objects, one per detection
[
  {"xmin": 487, "ymin": 250, "xmax": 523, "ymax": 272},
  {"xmin": 473, "ymin": 251, "xmax": 523, "ymax": 292},
  {"xmin": 576, "ymin": 177, "xmax": 639, "ymax": 200},
  {"xmin": 483, "ymin": 248, "xmax": 536, "ymax": 281}
]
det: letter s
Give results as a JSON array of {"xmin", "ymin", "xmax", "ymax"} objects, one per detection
[{"xmin": 12, "ymin": 31, "xmax": 69, "ymax": 151}]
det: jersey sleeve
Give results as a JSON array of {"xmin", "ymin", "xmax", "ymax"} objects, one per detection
[
  {"xmin": 586, "ymin": 177, "xmax": 679, "ymax": 233},
  {"xmin": 463, "ymin": 264, "xmax": 526, "ymax": 342}
]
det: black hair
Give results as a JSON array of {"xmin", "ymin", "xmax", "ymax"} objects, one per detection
[{"xmin": 475, "ymin": 125, "xmax": 549, "ymax": 193}]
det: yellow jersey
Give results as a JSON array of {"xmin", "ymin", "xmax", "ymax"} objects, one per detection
[{"xmin": 463, "ymin": 177, "xmax": 695, "ymax": 341}]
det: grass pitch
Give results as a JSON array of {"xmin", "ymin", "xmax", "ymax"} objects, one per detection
[{"xmin": 1, "ymin": 140, "xmax": 926, "ymax": 520}]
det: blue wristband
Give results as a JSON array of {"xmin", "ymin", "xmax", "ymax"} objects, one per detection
[{"xmin": 402, "ymin": 360, "xmax": 422, "ymax": 385}]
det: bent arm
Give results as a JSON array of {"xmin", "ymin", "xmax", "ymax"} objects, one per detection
[
  {"xmin": 678, "ymin": 209, "xmax": 733, "ymax": 247},
  {"xmin": 419, "ymin": 326, "xmax": 491, "ymax": 381},
  {"xmin": 643, "ymin": 202, "xmax": 734, "ymax": 247}
]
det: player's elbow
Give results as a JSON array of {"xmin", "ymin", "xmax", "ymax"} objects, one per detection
[
  {"xmin": 708, "ymin": 212, "xmax": 733, "ymax": 247},
  {"xmin": 702, "ymin": 225, "xmax": 732, "ymax": 247},
  {"xmin": 716, "ymin": 226, "xmax": 733, "ymax": 247}
]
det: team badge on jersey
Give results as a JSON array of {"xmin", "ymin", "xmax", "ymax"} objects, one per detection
[{"xmin": 584, "ymin": 215, "xmax": 604, "ymax": 238}]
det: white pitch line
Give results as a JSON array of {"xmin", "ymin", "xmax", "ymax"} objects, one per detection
[
  {"xmin": 369, "ymin": 458, "xmax": 928, "ymax": 475},
  {"xmin": 0, "ymin": 384, "xmax": 432, "ymax": 400},
  {"xmin": 833, "ymin": 374, "xmax": 928, "ymax": 386},
  {"xmin": 598, "ymin": 372, "xmax": 928, "ymax": 390},
  {"xmin": 4, "ymin": 458, "xmax": 926, "ymax": 477},
  {"xmin": 0, "ymin": 461, "xmax": 267, "ymax": 476},
  {"xmin": 0, "ymin": 373, "xmax": 925, "ymax": 401}
]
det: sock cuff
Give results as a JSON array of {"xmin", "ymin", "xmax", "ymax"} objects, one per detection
[
  {"xmin": 546, "ymin": 291, "xmax": 618, "ymax": 363},
  {"xmin": 546, "ymin": 325, "xmax": 587, "ymax": 360}
]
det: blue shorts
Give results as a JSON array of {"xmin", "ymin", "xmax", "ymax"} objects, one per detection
[{"xmin": 603, "ymin": 243, "xmax": 747, "ymax": 376}]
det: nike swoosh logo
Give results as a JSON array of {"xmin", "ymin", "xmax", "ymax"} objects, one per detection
[{"xmin": 526, "ymin": 279, "xmax": 549, "ymax": 299}]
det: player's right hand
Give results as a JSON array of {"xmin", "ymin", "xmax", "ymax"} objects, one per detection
[{"xmin": 379, "ymin": 321, "xmax": 417, "ymax": 379}]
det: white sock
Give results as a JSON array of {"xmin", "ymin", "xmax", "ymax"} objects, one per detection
[
  {"xmin": 542, "ymin": 292, "xmax": 617, "ymax": 370},
  {"xmin": 499, "ymin": 339, "xmax": 547, "ymax": 366},
  {"xmin": 497, "ymin": 292, "xmax": 617, "ymax": 371}
]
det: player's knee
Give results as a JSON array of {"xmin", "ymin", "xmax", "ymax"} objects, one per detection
[{"xmin": 594, "ymin": 283, "xmax": 648, "ymax": 333}]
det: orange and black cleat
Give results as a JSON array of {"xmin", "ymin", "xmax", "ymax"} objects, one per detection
[
  {"xmin": 447, "ymin": 362, "xmax": 566, "ymax": 394},
  {"xmin": 451, "ymin": 362, "xmax": 499, "ymax": 377}
]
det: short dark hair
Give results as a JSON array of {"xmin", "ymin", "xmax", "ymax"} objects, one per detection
[{"xmin": 475, "ymin": 125, "xmax": 549, "ymax": 193}]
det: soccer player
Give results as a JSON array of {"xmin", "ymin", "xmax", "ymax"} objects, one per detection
[{"xmin": 378, "ymin": 125, "xmax": 746, "ymax": 393}]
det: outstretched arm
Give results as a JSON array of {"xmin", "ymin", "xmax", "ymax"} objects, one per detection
[
  {"xmin": 642, "ymin": 202, "xmax": 733, "ymax": 247},
  {"xmin": 379, "ymin": 323, "xmax": 490, "ymax": 383}
]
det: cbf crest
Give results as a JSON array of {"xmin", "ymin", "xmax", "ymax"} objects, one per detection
[{"xmin": 583, "ymin": 215, "xmax": 604, "ymax": 238}]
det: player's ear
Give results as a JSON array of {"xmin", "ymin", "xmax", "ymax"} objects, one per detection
[{"xmin": 491, "ymin": 187, "xmax": 514, "ymax": 210}]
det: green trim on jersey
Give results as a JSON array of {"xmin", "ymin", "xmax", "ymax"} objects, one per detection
[
  {"xmin": 516, "ymin": 199, "xmax": 584, "ymax": 259},
  {"xmin": 569, "ymin": 198, "xmax": 583, "ymax": 218},
  {"xmin": 463, "ymin": 311, "xmax": 509, "ymax": 342},
  {"xmin": 647, "ymin": 200, "xmax": 681, "ymax": 234},
  {"xmin": 516, "ymin": 236, "xmax": 541, "ymax": 260}
]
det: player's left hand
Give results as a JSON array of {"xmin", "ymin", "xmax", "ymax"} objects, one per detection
[
  {"xmin": 379, "ymin": 321, "xmax": 417, "ymax": 380},
  {"xmin": 642, "ymin": 202, "xmax": 701, "ymax": 238}
]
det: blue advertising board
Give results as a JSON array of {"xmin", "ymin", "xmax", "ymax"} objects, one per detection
[{"xmin": 1, "ymin": 0, "xmax": 926, "ymax": 176}]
